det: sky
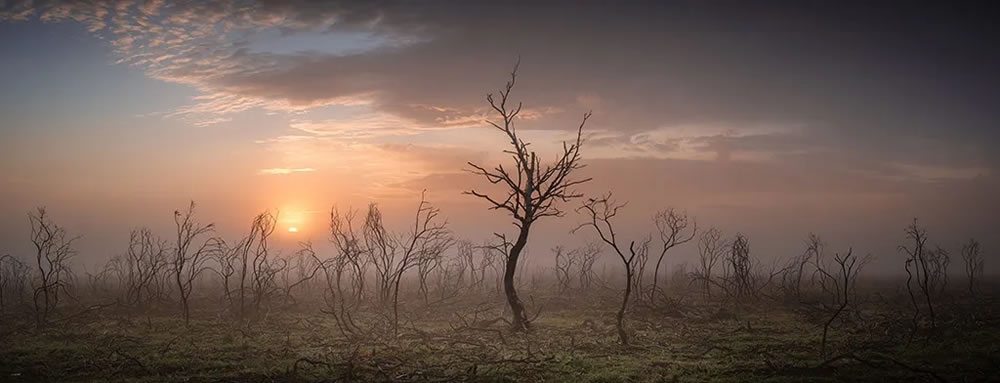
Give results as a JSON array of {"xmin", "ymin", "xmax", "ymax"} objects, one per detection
[{"xmin": 1, "ymin": 1, "xmax": 998, "ymax": 274}]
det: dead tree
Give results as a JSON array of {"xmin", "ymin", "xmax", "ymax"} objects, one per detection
[
  {"xmin": 961, "ymin": 238, "xmax": 984, "ymax": 296},
  {"xmin": 650, "ymin": 209, "xmax": 697, "ymax": 301},
  {"xmin": 119, "ymin": 228, "xmax": 169, "ymax": 307},
  {"xmin": 456, "ymin": 241, "xmax": 480, "ymax": 290},
  {"xmin": 577, "ymin": 242, "xmax": 601, "ymax": 290},
  {"xmin": 575, "ymin": 194, "xmax": 639, "ymax": 346},
  {"xmin": 899, "ymin": 219, "xmax": 947, "ymax": 330},
  {"xmin": 1, "ymin": 254, "xmax": 30, "ymax": 314},
  {"xmin": 416, "ymin": 246, "xmax": 443, "ymax": 304},
  {"xmin": 248, "ymin": 212, "xmax": 283, "ymax": 314},
  {"xmin": 364, "ymin": 203, "xmax": 397, "ymax": 306},
  {"xmin": 362, "ymin": 193, "xmax": 452, "ymax": 335},
  {"xmin": 303, "ymin": 241, "xmax": 361, "ymax": 338},
  {"xmin": 29, "ymin": 208, "xmax": 78, "ymax": 327},
  {"xmin": 172, "ymin": 202, "xmax": 215, "ymax": 325},
  {"xmin": 212, "ymin": 236, "xmax": 245, "ymax": 311},
  {"xmin": 813, "ymin": 247, "xmax": 870, "ymax": 356},
  {"xmin": 630, "ymin": 236, "xmax": 651, "ymax": 302},
  {"xmin": 226, "ymin": 210, "xmax": 279, "ymax": 318},
  {"xmin": 692, "ymin": 227, "xmax": 725, "ymax": 297},
  {"xmin": 553, "ymin": 246, "xmax": 576, "ymax": 293},
  {"xmin": 788, "ymin": 233, "xmax": 824, "ymax": 301},
  {"xmin": 465, "ymin": 63, "xmax": 591, "ymax": 331},
  {"xmin": 726, "ymin": 233, "xmax": 755, "ymax": 299},
  {"xmin": 330, "ymin": 206, "xmax": 368, "ymax": 307},
  {"xmin": 551, "ymin": 244, "xmax": 599, "ymax": 293},
  {"xmin": 280, "ymin": 249, "xmax": 322, "ymax": 306},
  {"xmin": 390, "ymin": 193, "xmax": 452, "ymax": 335},
  {"xmin": 927, "ymin": 246, "xmax": 950, "ymax": 297},
  {"xmin": 478, "ymin": 242, "xmax": 504, "ymax": 295}
]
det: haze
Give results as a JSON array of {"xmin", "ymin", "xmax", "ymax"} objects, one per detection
[{"xmin": 1, "ymin": 1, "xmax": 997, "ymax": 275}]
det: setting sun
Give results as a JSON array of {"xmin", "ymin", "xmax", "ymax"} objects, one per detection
[{"xmin": 287, "ymin": 227, "xmax": 298, "ymax": 233}]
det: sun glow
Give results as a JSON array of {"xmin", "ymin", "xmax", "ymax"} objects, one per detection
[{"xmin": 287, "ymin": 227, "xmax": 298, "ymax": 233}]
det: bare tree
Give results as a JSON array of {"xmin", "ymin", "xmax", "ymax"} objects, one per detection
[
  {"xmin": 364, "ymin": 202, "xmax": 398, "ymax": 306},
  {"xmin": 29, "ymin": 208, "xmax": 79, "ymax": 327},
  {"xmin": 553, "ymin": 246, "xmax": 576, "ymax": 293},
  {"xmin": 961, "ymin": 238, "xmax": 984, "ymax": 296},
  {"xmin": 361, "ymin": 192, "xmax": 452, "ymax": 336},
  {"xmin": 118, "ymin": 227, "xmax": 170, "ymax": 307},
  {"xmin": 280, "ymin": 249, "xmax": 322, "ymax": 306},
  {"xmin": 899, "ymin": 219, "xmax": 947, "ymax": 331},
  {"xmin": 466, "ymin": 63, "xmax": 591, "ymax": 331},
  {"xmin": 725, "ymin": 233, "xmax": 755, "ymax": 299},
  {"xmin": 813, "ymin": 246, "xmax": 871, "ymax": 356},
  {"xmin": 478, "ymin": 242, "xmax": 504, "ymax": 295},
  {"xmin": 692, "ymin": 227, "xmax": 725, "ymax": 297},
  {"xmin": 927, "ymin": 246, "xmax": 950, "ymax": 297},
  {"xmin": 630, "ymin": 235, "xmax": 651, "ymax": 302},
  {"xmin": 304, "ymin": 240, "xmax": 361, "ymax": 338},
  {"xmin": 636, "ymin": 238, "xmax": 654, "ymax": 302},
  {"xmin": 650, "ymin": 209, "xmax": 696, "ymax": 301},
  {"xmin": 577, "ymin": 242, "xmax": 601, "ymax": 290},
  {"xmin": 456, "ymin": 241, "xmax": 480, "ymax": 291},
  {"xmin": 248, "ymin": 211, "xmax": 283, "ymax": 314},
  {"xmin": 172, "ymin": 202, "xmax": 215, "ymax": 325},
  {"xmin": 226, "ymin": 210, "xmax": 280, "ymax": 318},
  {"xmin": 575, "ymin": 194, "xmax": 639, "ymax": 346},
  {"xmin": 416, "ymin": 246, "xmax": 444, "ymax": 304},
  {"xmin": 789, "ymin": 233, "xmax": 825, "ymax": 301},
  {"xmin": 330, "ymin": 206, "xmax": 368, "ymax": 307},
  {"xmin": 1, "ymin": 254, "xmax": 30, "ymax": 314},
  {"xmin": 212, "ymin": 236, "xmax": 245, "ymax": 312}
]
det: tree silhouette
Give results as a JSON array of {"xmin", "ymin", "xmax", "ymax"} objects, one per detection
[
  {"xmin": 466, "ymin": 62, "xmax": 591, "ymax": 331},
  {"xmin": 574, "ymin": 193, "xmax": 638, "ymax": 345}
]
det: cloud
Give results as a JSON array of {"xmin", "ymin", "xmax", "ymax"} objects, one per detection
[
  {"xmin": 3, "ymin": 0, "xmax": 998, "ymax": 179},
  {"xmin": 258, "ymin": 167, "xmax": 315, "ymax": 175}
]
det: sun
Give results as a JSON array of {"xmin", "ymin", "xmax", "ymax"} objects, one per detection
[{"xmin": 287, "ymin": 227, "xmax": 299, "ymax": 233}]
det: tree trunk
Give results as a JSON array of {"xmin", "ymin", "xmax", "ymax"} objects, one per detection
[
  {"xmin": 617, "ymin": 267, "xmax": 632, "ymax": 345},
  {"xmin": 651, "ymin": 254, "xmax": 665, "ymax": 302},
  {"xmin": 504, "ymin": 224, "xmax": 531, "ymax": 331}
]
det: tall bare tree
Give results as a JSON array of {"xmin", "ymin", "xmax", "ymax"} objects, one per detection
[
  {"xmin": 361, "ymin": 192, "xmax": 451, "ymax": 336},
  {"xmin": 650, "ymin": 208, "xmax": 696, "ymax": 301},
  {"xmin": 172, "ymin": 202, "xmax": 215, "ymax": 325},
  {"xmin": 29, "ymin": 208, "xmax": 78, "ymax": 327},
  {"xmin": 726, "ymin": 233, "xmax": 755, "ymax": 298},
  {"xmin": 226, "ymin": 210, "xmax": 279, "ymax": 318},
  {"xmin": 330, "ymin": 206, "xmax": 368, "ymax": 306},
  {"xmin": 575, "ymin": 194, "xmax": 639, "ymax": 346},
  {"xmin": 577, "ymin": 242, "xmax": 601, "ymax": 290},
  {"xmin": 365, "ymin": 203, "xmax": 399, "ymax": 306},
  {"xmin": 899, "ymin": 219, "xmax": 948, "ymax": 331},
  {"xmin": 813, "ymin": 246, "xmax": 870, "ymax": 356},
  {"xmin": 248, "ymin": 211, "xmax": 283, "ymax": 314},
  {"xmin": 466, "ymin": 63, "xmax": 591, "ymax": 331},
  {"xmin": 961, "ymin": 238, "xmax": 984, "ymax": 296},
  {"xmin": 692, "ymin": 227, "xmax": 726, "ymax": 297}
]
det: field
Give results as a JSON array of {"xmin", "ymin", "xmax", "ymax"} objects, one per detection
[{"xmin": 2, "ymin": 283, "xmax": 998, "ymax": 383}]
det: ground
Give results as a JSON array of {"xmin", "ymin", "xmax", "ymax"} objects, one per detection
[{"xmin": 1, "ymin": 289, "xmax": 998, "ymax": 382}]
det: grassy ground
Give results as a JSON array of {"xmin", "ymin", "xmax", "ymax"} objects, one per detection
[{"xmin": 1, "ymin": 289, "xmax": 998, "ymax": 382}]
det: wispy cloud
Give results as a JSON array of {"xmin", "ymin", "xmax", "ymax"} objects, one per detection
[
  {"xmin": 259, "ymin": 167, "xmax": 315, "ymax": 175},
  {"xmin": 3, "ymin": 0, "xmax": 996, "ymax": 178}
]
